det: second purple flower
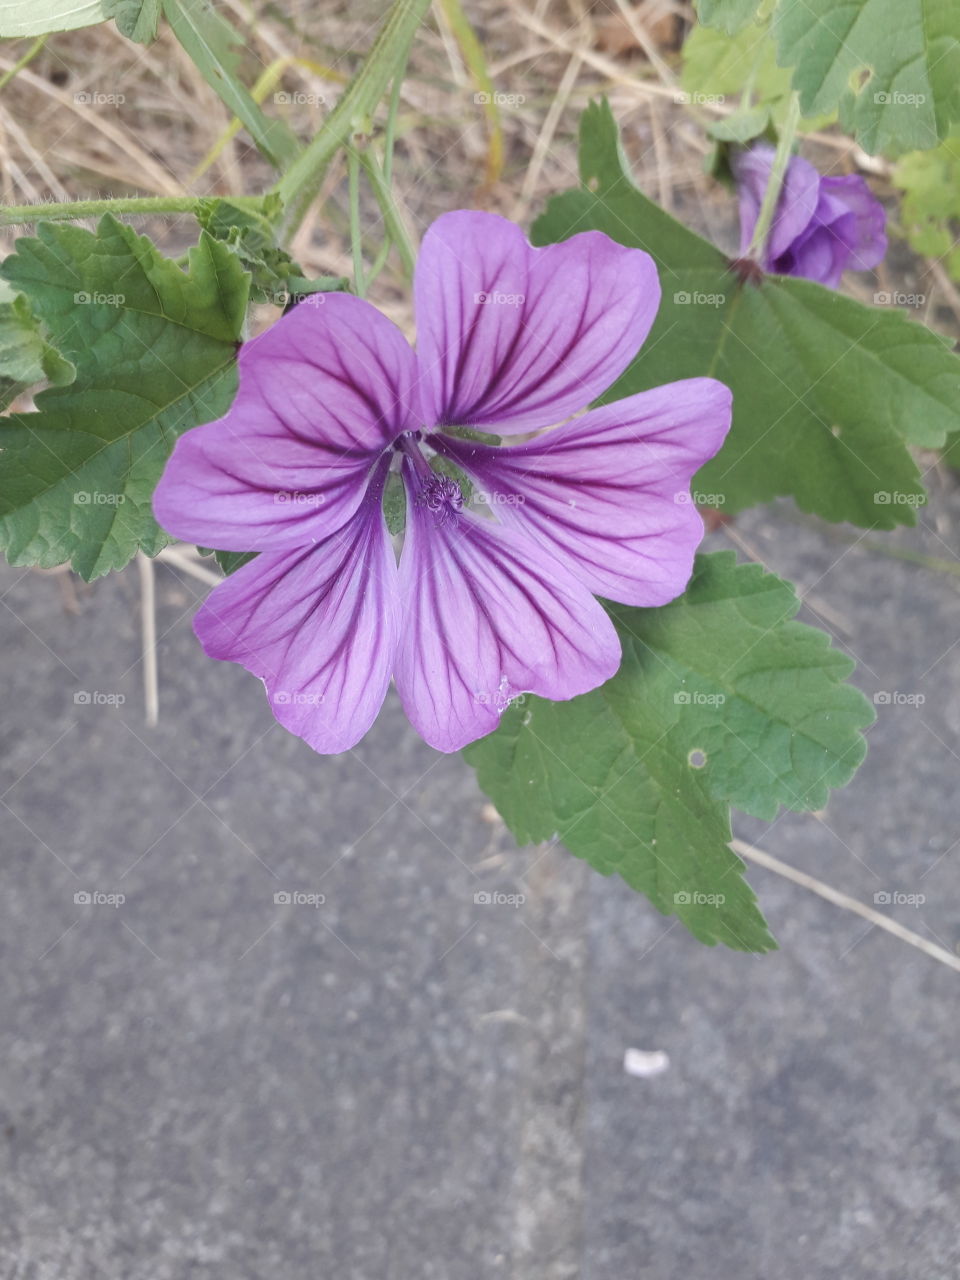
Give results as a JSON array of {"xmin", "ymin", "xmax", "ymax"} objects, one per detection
[{"xmin": 734, "ymin": 143, "xmax": 887, "ymax": 289}]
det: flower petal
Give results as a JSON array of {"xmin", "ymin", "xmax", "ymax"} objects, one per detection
[
  {"xmin": 413, "ymin": 210, "xmax": 660, "ymax": 435},
  {"xmin": 735, "ymin": 145, "xmax": 820, "ymax": 265},
  {"xmin": 435, "ymin": 378, "xmax": 731, "ymax": 607},
  {"xmin": 395, "ymin": 479, "xmax": 621, "ymax": 752},
  {"xmin": 194, "ymin": 465, "xmax": 399, "ymax": 754},
  {"xmin": 819, "ymin": 174, "xmax": 888, "ymax": 271},
  {"xmin": 154, "ymin": 294, "xmax": 418, "ymax": 551}
]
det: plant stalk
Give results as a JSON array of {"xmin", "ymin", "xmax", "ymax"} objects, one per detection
[{"xmin": 746, "ymin": 91, "xmax": 801, "ymax": 265}]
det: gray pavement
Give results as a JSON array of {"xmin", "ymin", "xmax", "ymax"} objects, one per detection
[{"xmin": 0, "ymin": 481, "xmax": 958, "ymax": 1279}]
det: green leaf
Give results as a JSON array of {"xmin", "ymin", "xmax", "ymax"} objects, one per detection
[
  {"xmin": 0, "ymin": 0, "xmax": 110, "ymax": 36},
  {"xmin": 892, "ymin": 128, "xmax": 960, "ymax": 280},
  {"xmin": 214, "ymin": 549, "xmax": 256, "ymax": 576},
  {"xmin": 0, "ymin": 215, "xmax": 248, "ymax": 580},
  {"xmin": 773, "ymin": 0, "xmax": 960, "ymax": 154},
  {"xmin": 0, "ymin": 282, "xmax": 75, "ymax": 396},
  {"xmin": 681, "ymin": 21, "xmax": 833, "ymax": 132},
  {"xmin": 160, "ymin": 0, "xmax": 301, "ymax": 170},
  {"xmin": 707, "ymin": 104, "xmax": 772, "ymax": 144},
  {"xmin": 694, "ymin": 0, "xmax": 762, "ymax": 36},
  {"xmin": 532, "ymin": 99, "xmax": 960, "ymax": 529},
  {"xmin": 107, "ymin": 0, "xmax": 161, "ymax": 43},
  {"xmin": 196, "ymin": 197, "xmax": 348, "ymax": 303},
  {"xmin": 466, "ymin": 552, "xmax": 874, "ymax": 951}
]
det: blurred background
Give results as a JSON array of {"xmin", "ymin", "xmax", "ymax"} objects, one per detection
[{"xmin": 1, "ymin": 1, "xmax": 959, "ymax": 1275}]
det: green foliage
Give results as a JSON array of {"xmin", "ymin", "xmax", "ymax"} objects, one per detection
[
  {"xmin": 533, "ymin": 100, "xmax": 960, "ymax": 529},
  {"xmin": 681, "ymin": 19, "xmax": 832, "ymax": 141},
  {"xmin": 892, "ymin": 130, "xmax": 960, "ymax": 280},
  {"xmin": 0, "ymin": 0, "xmax": 110, "ymax": 36},
  {"xmin": 0, "ymin": 281, "xmax": 75, "ymax": 409},
  {"xmin": 773, "ymin": 0, "xmax": 960, "ymax": 155},
  {"xmin": 107, "ymin": 0, "xmax": 161, "ymax": 42},
  {"xmin": 694, "ymin": 0, "xmax": 763, "ymax": 35},
  {"xmin": 467, "ymin": 553, "xmax": 874, "ymax": 951},
  {"xmin": 160, "ymin": 0, "xmax": 301, "ymax": 169},
  {"xmin": 196, "ymin": 197, "xmax": 348, "ymax": 303},
  {"xmin": 0, "ymin": 216, "xmax": 248, "ymax": 580}
]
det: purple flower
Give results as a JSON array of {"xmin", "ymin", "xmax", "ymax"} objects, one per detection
[
  {"xmin": 735, "ymin": 144, "xmax": 887, "ymax": 289},
  {"xmin": 153, "ymin": 212, "xmax": 731, "ymax": 754}
]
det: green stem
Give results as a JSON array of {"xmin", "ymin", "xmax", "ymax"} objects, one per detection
[
  {"xmin": 383, "ymin": 70, "xmax": 404, "ymax": 189},
  {"xmin": 746, "ymin": 91, "xmax": 801, "ymax": 264},
  {"xmin": 0, "ymin": 35, "xmax": 47, "ymax": 95},
  {"xmin": 347, "ymin": 148, "xmax": 366, "ymax": 297},
  {"xmin": 272, "ymin": 0, "xmax": 430, "ymax": 241},
  {"xmin": 0, "ymin": 194, "xmax": 266, "ymax": 228},
  {"xmin": 358, "ymin": 150, "xmax": 416, "ymax": 278}
]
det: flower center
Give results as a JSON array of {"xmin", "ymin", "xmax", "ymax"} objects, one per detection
[{"xmin": 395, "ymin": 431, "xmax": 463, "ymax": 526}]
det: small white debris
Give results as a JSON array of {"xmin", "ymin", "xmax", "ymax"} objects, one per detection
[{"xmin": 623, "ymin": 1048, "xmax": 670, "ymax": 1078}]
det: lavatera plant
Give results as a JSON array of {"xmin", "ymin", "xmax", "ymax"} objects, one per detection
[{"xmin": 2, "ymin": 0, "xmax": 960, "ymax": 954}]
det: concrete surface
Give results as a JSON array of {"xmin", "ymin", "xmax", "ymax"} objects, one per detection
[{"xmin": 0, "ymin": 482, "xmax": 958, "ymax": 1279}]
